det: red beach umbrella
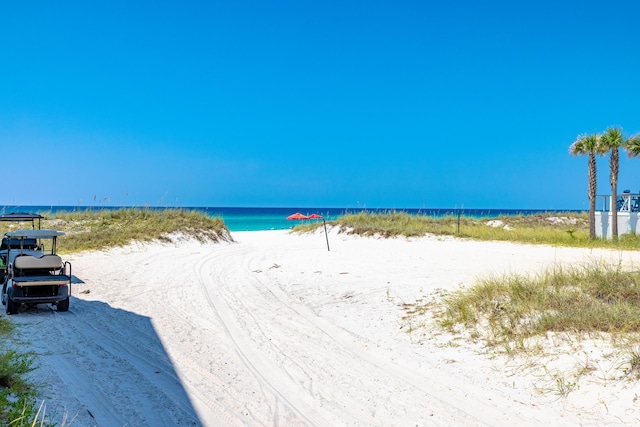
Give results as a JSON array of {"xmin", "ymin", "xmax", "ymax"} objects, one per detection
[
  {"xmin": 286, "ymin": 212, "xmax": 310, "ymax": 220},
  {"xmin": 286, "ymin": 212, "xmax": 330, "ymax": 252}
]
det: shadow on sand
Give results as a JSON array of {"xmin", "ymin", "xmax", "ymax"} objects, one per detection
[{"xmin": 5, "ymin": 296, "xmax": 204, "ymax": 426}]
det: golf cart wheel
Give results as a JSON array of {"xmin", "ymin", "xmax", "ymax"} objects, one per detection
[
  {"xmin": 6, "ymin": 297, "xmax": 18, "ymax": 315},
  {"xmin": 57, "ymin": 297, "xmax": 69, "ymax": 312}
]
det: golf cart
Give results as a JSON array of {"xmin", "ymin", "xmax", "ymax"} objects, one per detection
[{"xmin": 1, "ymin": 229, "xmax": 72, "ymax": 314}]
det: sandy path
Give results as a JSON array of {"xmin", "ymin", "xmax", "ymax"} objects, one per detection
[{"xmin": 6, "ymin": 230, "xmax": 640, "ymax": 426}]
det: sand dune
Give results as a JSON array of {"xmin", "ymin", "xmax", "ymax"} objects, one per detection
[{"xmin": 8, "ymin": 229, "xmax": 640, "ymax": 426}]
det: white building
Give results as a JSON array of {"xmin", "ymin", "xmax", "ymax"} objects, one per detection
[{"xmin": 595, "ymin": 192, "xmax": 640, "ymax": 239}]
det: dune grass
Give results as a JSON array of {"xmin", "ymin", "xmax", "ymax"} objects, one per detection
[
  {"xmin": 0, "ymin": 208, "xmax": 233, "ymax": 254},
  {"xmin": 301, "ymin": 210, "xmax": 640, "ymax": 249},
  {"xmin": 439, "ymin": 262, "xmax": 640, "ymax": 350},
  {"xmin": 396, "ymin": 262, "xmax": 640, "ymax": 397}
]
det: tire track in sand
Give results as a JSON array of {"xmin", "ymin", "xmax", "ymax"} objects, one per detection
[
  {"xmin": 194, "ymin": 247, "xmax": 337, "ymax": 427},
  {"xmin": 194, "ymin": 239, "xmax": 553, "ymax": 426}
]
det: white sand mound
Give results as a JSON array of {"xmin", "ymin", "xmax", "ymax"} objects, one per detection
[{"xmin": 6, "ymin": 230, "xmax": 640, "ymax": 426}]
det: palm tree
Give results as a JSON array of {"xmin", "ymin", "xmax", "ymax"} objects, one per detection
[
  {"xmin": 625, "ymin": 133, "xmax": 640, "ymax": 157},
  {"xmin": 569, "ymin": 133, "xmax": 601, "ymax": 240},
  {"xmin": 599, "ymin": 127, "xmax": 625, "ymax": 239}
]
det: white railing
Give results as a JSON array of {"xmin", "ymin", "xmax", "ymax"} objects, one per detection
[{"xmin": 597, "ymin": 193, "xmax": 640, "ymax": 212}]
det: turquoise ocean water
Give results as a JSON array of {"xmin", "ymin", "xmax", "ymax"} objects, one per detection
[{"xmin": 0, "ymin": 206, "xmax": 582, "ymax": 232}]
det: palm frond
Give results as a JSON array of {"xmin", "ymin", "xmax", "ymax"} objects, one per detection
[
  {"xmin": 570, "ymin": 133, "xmax": 599, "ymax": 156},
  {"xmin": 627, "ymin": 134, "xmax": 640, "ymax": 158},
  {"xmin": 600, "ymin": 126, "xmax": 624, "ymax": 150}
]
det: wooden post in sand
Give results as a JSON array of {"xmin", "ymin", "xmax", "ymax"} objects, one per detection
[{"xmin": 323, "ymin": 219, "xmax": 330, "ymax": 251}]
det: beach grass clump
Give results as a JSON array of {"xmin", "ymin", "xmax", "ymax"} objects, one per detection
[
  {"xmin": 6, "ymin": 208, "xmax": 233, "ymax": 253},
  {"xmin": 439, "ymin": 262, "xmax": 640, "ymax": 350},
  {"xmin": 333, "ymin": 211, "xmax": 458, "ymax": 238},
  {"xmin": 312, "ymin": 211, "xmax": 640, "ymax": 249},
  {"xmin": 327, "ymin": 211, "xmax": 592, "ymax": 243},
  {"xmin": 0, "ymin": 318, "xmax": 47, "ymax": 426}
]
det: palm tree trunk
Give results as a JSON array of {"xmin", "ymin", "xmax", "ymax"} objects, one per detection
[
  {"xmin": 611, "ymin": 180, "xmax": 618, "ymax": 238},
  {"xmin": 588, "ymin": 153, "xmax": 597, "ymax": 240},
  {"xmin": 611, "ymin": 149, "xmax": 619, "ymax": 239}
]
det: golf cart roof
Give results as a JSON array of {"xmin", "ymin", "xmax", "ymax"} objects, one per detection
[
  {"xmin": 0, "ymin": 213, "xmax": 45, "ymax": 221},
  {"xmin": 5, "ymin": 229, "xmax": 65, "ymax": 238},
  {"xmin": 0, "ymin": 212, "xmax": 44, "ymax": 229}
]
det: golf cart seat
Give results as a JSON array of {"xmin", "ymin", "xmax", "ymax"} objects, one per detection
[
  {"xmin": 13, "ymin": 254, "xmax": 62, "ymax": 271},
  {"xmin": 0, "ymin": 238, "xmax": 38, "ymax": 250}
]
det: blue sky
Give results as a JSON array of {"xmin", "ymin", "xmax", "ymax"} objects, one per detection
[{"xmin": 1, "ymin": 1, "xmax": 639, "ymax": 210}]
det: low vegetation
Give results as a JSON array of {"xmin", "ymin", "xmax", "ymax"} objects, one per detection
[
  {"xmin": 297, "ymin": 210, "xmax": 640, "ymax": 249},
  {"xmin": 0, "ymin": 318, "xmax": 42, "ymax": 426},
  {"xmin": 440, "ymin": 262, "xmax": 640, "ymax": 348},
  {"xmin": 406, "ymin": 261, "xmax": 640, "ymax": 396},
  {"xmin": 0, "ymin": 208, "xmax": 232, "ymax": 254}
]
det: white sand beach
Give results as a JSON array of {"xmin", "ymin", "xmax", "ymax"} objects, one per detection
[{"xmin": 8, "ymin": 228, "xmax": 640, "ymax": 426}]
